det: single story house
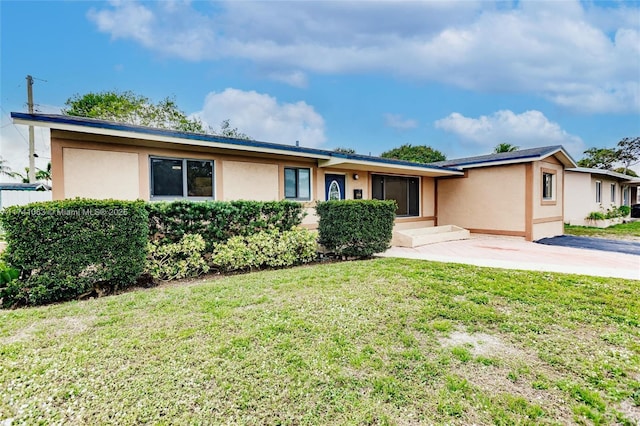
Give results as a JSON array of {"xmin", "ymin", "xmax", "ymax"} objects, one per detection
[
  {"xmin": 564, "ymin": 167, "xmax": 640, "ymax": 226},
  {"xmin": 11, "ymin": 112, "xmax": 577, "ymax": 241}
]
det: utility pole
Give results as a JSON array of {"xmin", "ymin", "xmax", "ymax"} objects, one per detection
[{"xmin": 26, "ymin": 75, "xmax": 36, "ymax": 183}]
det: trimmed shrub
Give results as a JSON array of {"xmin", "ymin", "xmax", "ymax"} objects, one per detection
[
  {"xmin": 618, "ymin": 205, "xmax": 631, "ymax": 217},
  {"xmin": 146, "ymin": 234, "xmax": 210, "ymax": 280},
  {"xmin": 147, "ymin": 200, "xmax": 305, "ymax": 250},
  {"xmin": 316, "ymin": 200, "xmax": 396, "ymax": 258},
  {"xmin": 211, "ymin": 227, "xmax": 317, "ymax": 272},
  {"xmin": 0, "ymin": 199, "xmax": 148, "ymax": 307}
]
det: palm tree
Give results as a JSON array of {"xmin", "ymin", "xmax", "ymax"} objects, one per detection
[
  {"xmin": 7, "ymin": 163, "xmax": 51, "ymax": 184},
  {"xmin": 0, "ymin": 157, "xmax": 13, "ymax": 178},
  {"xmin": 494, "ymin": 143, "xmax": 519, "ymax": 153}
]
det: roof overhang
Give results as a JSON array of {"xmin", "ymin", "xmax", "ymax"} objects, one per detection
[
  {"xmin": 451, "ymin": 147, "xmax": 577, "ymax": 169},
  {"xmin": 11, "ymin": 112, "xmax": 463, "ymax": 178},
  {"xmin": 566, "ymin": 167, "xmax": 640, "ymax": 183}
]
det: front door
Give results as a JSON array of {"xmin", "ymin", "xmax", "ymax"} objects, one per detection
[{"xmin": 325, "ymin": 174, "xmax": 346, "ymax": 200}]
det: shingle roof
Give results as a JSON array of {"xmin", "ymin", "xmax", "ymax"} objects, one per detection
[{"xmin": 432, "ymin": 145, "xmax": 576, "ymax": 168}]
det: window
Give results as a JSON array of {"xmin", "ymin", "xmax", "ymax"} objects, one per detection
[
  {"xmin": 595, "ymin": 181, "xmax": 602, "ymax": 203},
  {"xmin": 610, "ymin": 183, "xmax": 616, "ymax": 203},
  {"xmin": 541, "ymin": 169, "xmax": 556, "ymax": 204},
  {"xmin": 151, "ymin": 157, "xmax": 213, "ymax": 199},
  {"xmin": 284, "ymin": 167, "xmax": 311, "ymax": 200},
  {"xmin": 372, "ymin": 174, "xmax": 419, "ymax": 216},
  {"xmin": 542, "ymin": 172, "xmax": 554, "ymax": 200},
  {"xmin": 623, "ymin": 187, "xmax": 629, "ymax": 206}
]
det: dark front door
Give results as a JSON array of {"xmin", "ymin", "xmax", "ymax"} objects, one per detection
[{"xmin": 325, "ymin": 174, "xmax": 346, "ymax": 200}]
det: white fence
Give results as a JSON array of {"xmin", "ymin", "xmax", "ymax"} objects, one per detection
[{"xmin": 0, "ymin": 190, "xmax": 52, "ymax": 209}]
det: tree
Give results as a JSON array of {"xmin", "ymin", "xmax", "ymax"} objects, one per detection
[
  {"xmin": 577, "ymin": 147, "xmax": 619, "ymax": 170},
  {"xmin": 64, "ymin": 90, "xmax": 207, "ymax": 133},
  {"xmin": 7, "ymin": 163, "xmax": 51, "ymax": 184},
  {"xmin": 380, "ymin": 144, "xmax": 446, "ymax": 163},
  {"xmin": 494, "ymin": 143, "xmax": 519, "ymax": 153},
  {"xmin": 217, "ymin": 119, "xmax": 250, "ymax": 140},
  {"xmin": 333, "ymin": 147, "xmax": 356, "ymax": 154},
  {"xmin": 0, "ymin": 157, "xmax": 13, "ymax": 177},
  {"xmin": 614, "ymin": 167, "xmax": 638, "ymax": 177},
  {"xmin": 616, "ymin": 136, "xmax": 640, "ymax": 175}
]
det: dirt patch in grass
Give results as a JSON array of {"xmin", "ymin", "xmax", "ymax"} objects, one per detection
[
  {"xmin": 2, "ymin": 315, "xmax": 95, "ymax": 345},
  {"xmin": 439, "ymin": 329, "xmax": 523, "ymax": 358},
  {"xmin": 618, "ymin": 399, "xmax": 640, "ymax": 424}
]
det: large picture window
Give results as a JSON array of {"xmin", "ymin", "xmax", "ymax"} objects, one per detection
[
  {"xmin": 284, "ymin": 167, "xmax": 311, "ymax": 200},
  {"xmin": 371, "ymin": 174, "xmax": 419, "ymax": 216},
  {"xmin": 151, "ymin": 157, "xmax": 214, "ymax": 199}
]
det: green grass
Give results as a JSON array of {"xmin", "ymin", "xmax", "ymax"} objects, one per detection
[
  {"xmin": 1, "ymin": 258, "xmax": 639, "ymax": 425},
  {"xmin": 565, "ymin": 220, "xmax": 640, "ymax": 240}
]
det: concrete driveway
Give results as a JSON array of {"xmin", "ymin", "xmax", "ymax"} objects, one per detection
[{"xmin": 378, "ymin": 234, "xmax": 640, "ymax": 280}]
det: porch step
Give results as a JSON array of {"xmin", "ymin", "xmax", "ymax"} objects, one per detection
[{"xmin": 392, "ymin": 225, "xmax": 470, "ymax": 248}]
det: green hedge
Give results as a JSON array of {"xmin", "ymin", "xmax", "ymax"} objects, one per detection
[
  {"xmin": 211, "ymin": 227, "xmax": 318, "ymax": 272},
  {"xmin": 147, "ymin": 200, "xmax": 305, "ymax": 250},
  {"xmin": 316, "ymin": 200, "xmax": 396, "ymax": 258},
  {"xmin": 0, "ymin": 199, "xmax": 148, "ymax": 307}
]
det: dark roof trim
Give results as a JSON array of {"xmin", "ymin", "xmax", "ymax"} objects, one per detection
[
  {"xmin": 11, "ymin": 112, "xmax": 462, "ymax": 174},
  {"xmin": 0, "ymin": 182, "xmax": 51, "ymax": 191},
  {"xmin": 433, "ymin": 145, "xmax": 577, "ymax": 168}
]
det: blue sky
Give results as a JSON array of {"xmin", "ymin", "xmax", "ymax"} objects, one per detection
[{"xmin": 1, "ymin": 0, "xmax": 639, "ymax": 174}]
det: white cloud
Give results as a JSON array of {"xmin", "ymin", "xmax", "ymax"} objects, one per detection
[
  {"xmin": 87, "ymin": 0, "xmax": 640, "ymax": 113},
  {"xmin": 193, "ymin": 88, "xmax": 326, "ymax": 147},
  {"xmin": 383, "ymin": 113, "xmax": 418, "ymax": 130},
  {"xmin": 435, "ymin": 110, "xmax": 585, "ymax": 157},
  {"xmin": 265, "ymin": 70, "xmax": 308, "ymax": 89}
]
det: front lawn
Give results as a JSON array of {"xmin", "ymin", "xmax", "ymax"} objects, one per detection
[
  {"xmin": 1, "ymin": 259, "xmax": 639, "ymax": 425},
  {"xmin": 565, "ymin": 220, "xmax": 640, "ymax": 241}
]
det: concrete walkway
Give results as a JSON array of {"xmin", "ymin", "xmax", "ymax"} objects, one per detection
[{"xmin": 378, "ymin": 234, "xmax": 640, "ymax": 280}]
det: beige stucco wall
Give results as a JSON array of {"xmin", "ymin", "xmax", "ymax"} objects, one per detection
[
  {"xmin": 62, "ymin": 148, "xmax": 140, "ymax": 200},
  {"xmin": 532, "ymin": 221, "xmax": 564, "ymax": 241},
  {"xmin": 437, "ymin": 164, "xmax": 526, "ymax": 235},
  {"xmin": 564, "ymin": 172, "xmax": 591, "ymax": 224},
  {"xmin": 222, "ymin": 161, "xmax": 279, "ymax": 201},
  {"xmin": 530, "ymin": 159, "xmax": 564, "ymax": 239},
  {"xmin": 564, "ymin": 171, "xmax": 625, "ymax": 225}
]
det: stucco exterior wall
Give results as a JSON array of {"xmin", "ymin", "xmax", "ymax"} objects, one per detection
[
  {"xmin": 532, "ymin": 221, "xmax": 564, "ymax": 241},
  {"xmin": 564, "ymin": 172, "xmax": 625, "ymax": 226},
  {"xmin": 564, "ymin": 172, "xmax": 592, "ymax": 224},
  {"xmin": 530, "ymin": 159, "xmax": 565, "ymax": 240},
  {"xmin": 222, "ymin": 161, "xmax": 279, "ymax": 201},
  {"xmin": 51, "ymin": 132, "xmax": 441, "ymax": 230},
  {"xmin": 62, "ymin": 147, "xmax": 140, "ymax": 200},
  {"xmin": 437, "ymin": 164, "xmax": 526, "ymax": 236}
]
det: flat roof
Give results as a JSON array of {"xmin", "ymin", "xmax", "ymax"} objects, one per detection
[{"xmin": 11, "ymin": 112, "xmax": 463, "ymax": 177}]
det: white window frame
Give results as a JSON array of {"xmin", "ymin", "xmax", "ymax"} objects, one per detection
[
  {"xmin": 595, "ymin": 180, "xmax": 602, "ymax": 203},
  {"xmin": 150, "ymin": 156, "xmax": 215, "ymax": 201},
  {"xmin": 610, "ymin": 183, "xmax": 616, "ymax": 203}
]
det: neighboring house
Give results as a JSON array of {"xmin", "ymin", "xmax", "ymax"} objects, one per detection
[
  {"xmin": 433, "ymin": 147, "xmax": 576, "ymax": 241},
  {"xmin": 564, "ymin": 167, "xmax": 640, "ymax": 226},
  {"xmin": 11, "ymin": 112, "xmax": 576, "ymax": 241},
  {"xmin": 0, "ymin": 182, "xmax": 52, "ymax": 209}
]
